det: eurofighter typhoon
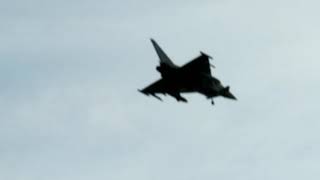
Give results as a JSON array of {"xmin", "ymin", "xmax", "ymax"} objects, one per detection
[{"xmin": 139, "ymin": 39, "xmax": 237, "ymax": 105}]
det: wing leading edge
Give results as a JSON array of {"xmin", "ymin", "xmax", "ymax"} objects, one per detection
[
  {"xmin": 180, "ymin": 52, "xmax": 213, "ymax": 75},
  {"xmin": 139, "ymin": 78, "xmax": 188, "ymax": 102}
]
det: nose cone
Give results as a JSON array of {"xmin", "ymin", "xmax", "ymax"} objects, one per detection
[
  {"xmin": 222, "ymin": 86, "xmax": 237, "ymax": 100},
  {"xmin": 224, "ymin": 91, "xmax": 237, "ymax": 100}
]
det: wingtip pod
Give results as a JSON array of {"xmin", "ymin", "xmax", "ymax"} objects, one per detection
[
  {"xmin": 200, "ymin": 51, "xmax": 213, "ymax": 59},
  {"xmin": 138, "ymin": 89, "xmax": 163, "ymax": 101},
  {"xmin": 201, "ymin": 51, "xmax": 215, "ymax": 68}
]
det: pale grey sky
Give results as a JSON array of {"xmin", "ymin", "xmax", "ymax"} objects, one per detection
[{"xmin": 1, "ymin": 0, "xmax": 320, "ymax": 179}]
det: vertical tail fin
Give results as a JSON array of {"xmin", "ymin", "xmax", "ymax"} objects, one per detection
[{"xmin": 150, "ymin": 39, "xmax": 178, "ymax": 68}]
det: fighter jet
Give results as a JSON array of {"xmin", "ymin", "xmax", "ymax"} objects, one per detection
[{"xmin": 139, "ymin": 39, "xmax": 236, "ymax": 105}]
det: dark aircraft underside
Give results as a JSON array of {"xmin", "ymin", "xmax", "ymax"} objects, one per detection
[{"xmin": 139, "ymin": 39, "xmax": 236, "ymax": 105}]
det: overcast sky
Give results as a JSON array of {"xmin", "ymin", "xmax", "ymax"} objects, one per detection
[{"xmin": 1, "ymin": 0, "xmax": 320, "ymax": 179}]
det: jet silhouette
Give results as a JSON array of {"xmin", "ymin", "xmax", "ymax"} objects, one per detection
[{"xmin": 139, "ymin": 39, "xmax": 236, "ymax": 105}]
